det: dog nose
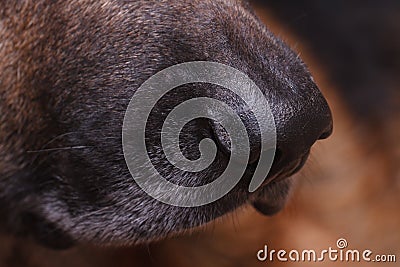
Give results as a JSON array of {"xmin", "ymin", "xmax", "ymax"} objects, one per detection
[
  {"xmin": 273, "ymin": 102, "xmax": 333, "ymax": 168},
  {"xmin": 210, "ymin": 84, "xmax": 332, "ymax": 175},
  {"xmin": 269, "ymin": 85, "xmax": 333, "ymax": 176}
]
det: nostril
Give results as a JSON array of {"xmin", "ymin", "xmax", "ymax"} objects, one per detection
[
  {"xmin": 209, "ymin": 121, "xmax": 231, "ymax": 156},
  {"xmin": 209, "ymin": 119, "xmax": 263, "ymax": 165}
]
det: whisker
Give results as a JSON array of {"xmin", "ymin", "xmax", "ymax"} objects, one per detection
[
  {"xmin": 27, "ymin": 146, "xmax": 93, "ymax": 153},
  {"xmin": 41, "ymin": 132, "xmax": 79, "ymax": 147}
]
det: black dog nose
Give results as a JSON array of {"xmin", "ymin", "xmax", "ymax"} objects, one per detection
[
  {"xmin": 273, "ymin": 103, "xmax": 333, "ymax": 169},
  {"xmin": 268, "ymin": 84, "xmax": 333, "ymax": 177},
  {"xmin": 210, "ymin": 84, "xmax": 332, "ymax": 176}
]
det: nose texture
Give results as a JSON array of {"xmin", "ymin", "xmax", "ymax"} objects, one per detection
[
  {"xmin": 210, "ymin": 84, "xmax": 332, "ymax": 176},
  {"xmin": 272, "ymin": 89, "xmax": 333, "ymax": 173}
]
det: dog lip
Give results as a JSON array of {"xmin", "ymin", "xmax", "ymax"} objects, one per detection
[
  {"xmin": 271, "ymin": 151, "xmax": 310, "ymax": 182},
  {"xmin": 287, "ymin": 152, "xmax": 310, "ymax": 176},
  {"xmin": 249, "ymin": 177, "xmax": 291, "ymax": 216},
  {"xmin": 252, "ymin": 199, "xmax": 284, "ymax": 216},
  {"xmin": 247, "ymin": 153, "xmax": 309, "ymax": 216}
]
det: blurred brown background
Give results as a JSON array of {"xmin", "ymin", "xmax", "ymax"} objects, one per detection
[{"xmin": 1, "ymin": 1, "xmax": 399, "ymax": 266}]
